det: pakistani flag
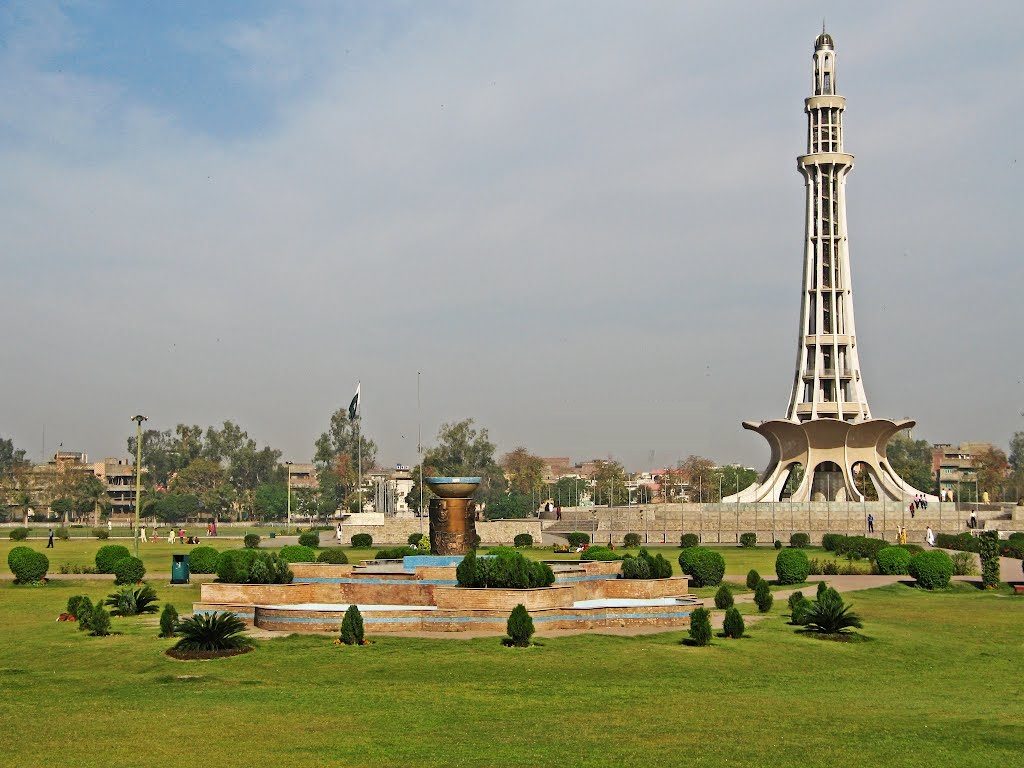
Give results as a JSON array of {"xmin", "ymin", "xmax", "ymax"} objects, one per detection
[{"xmin": 348, "ymin": 382, "xmax": 361, "ymax": 420}]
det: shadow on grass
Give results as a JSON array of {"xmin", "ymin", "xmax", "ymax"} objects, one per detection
[{"xmin": 795, "ymin": 629, "xmax": 871, "ymax": 643}]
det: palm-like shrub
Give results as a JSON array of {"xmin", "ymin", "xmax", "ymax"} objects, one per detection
[
  {"xmin": 714, "ymin": 584, "xmax": 734, "ymax": 609},
  {"xmin": 623, "ymin": 533, "xmax": 642, "ymax": 548},
  {"xmin": 688, "ymin": 607, "xmax": 712, "ymax": 646},
  {"xmin": 160, "ymin": 603, "xmax": 179, "ymax": 638},
  {"xmin": 112, "ymin": 556, "xmax": 146, "ymax": 585},
  {"xmin": 105, "ymin": 585, "xmax": 160, "ymax": 616},
  {"xmin": 173, "ymin": 612, "xmax": 251, "ymax": 653},
  {"xmin": 723, "ymin": 607, "xmax": 745, "ymax": 639},
  {"xmin": 754, "ymin": 580, "xmax": 773, "ymax": 612},
  {"xmin": 803, "ymin": 587, "xmax": 863, "ymax": 634},
  {"xmin": 340, "ymin": 605, "xmax": 365, "ymax": 645},
  {"xmin": 746, "ymin": 569, "xmax": 761, "ymax": 590},
  {"xmin": 506, "ymin": 604, "xmax": 534, "ymax": 647}
]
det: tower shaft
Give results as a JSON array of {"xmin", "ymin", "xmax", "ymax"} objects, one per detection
[{"xmin": 786, "ymin": 33, "xmax": 870, "ymax": 423}]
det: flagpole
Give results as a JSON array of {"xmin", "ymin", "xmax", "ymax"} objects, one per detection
[
  {"xmin": 418, "ymin": 371, "xmax": 423, "ymax": 537},
  {"xmin": 357, "ymin": 382, "xmax": 362, "ymax": 514}
]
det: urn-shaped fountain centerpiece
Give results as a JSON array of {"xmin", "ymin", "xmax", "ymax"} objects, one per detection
[{"xmin": 424, "ymin": 477, "xmax": 480, "ymax": 555}]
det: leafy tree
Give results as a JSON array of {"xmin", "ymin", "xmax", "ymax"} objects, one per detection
[
  {"xmin": 886, "ymin": 433, "xmax": 936, "ymax": 494},
  {"xmin": 150, "ymin": 493, "xmax": 202, "ymax": 524},
  {"xmin": 169, "ymin": 458, "xmax": 225, "ymax": 511},
  {"xmin": 718, "ymin": 464, "xmax": 759, "ymax": 499},
  {"xmin": 0, "ymin": 436, "xmax": 27, "ymax": 478},
  {"xmin": 484, "ymin": 493, "xmax": 532, "ymax": 520},
  {"xmin": 72, "ymin": 474, "xmax": 109, "ymax": 525},
  {"xmin": 974, "ymin": 446, "xmax": 1009, "ymax": 501},
  {"xmin": 591, "ymin": 459, "xmax": 629, "ymax": 506},
  {"xmin": 1009, "ymin": 431, "xmax": 1024, "ymax": 474},
  {"xmin": 51, "ymin": 497, "xmax": 74, "ymax": 521},
  {"xmin": 500, "ymin": 448, "xmax": 545, "ymax": 496},
  {"xmin": 254, "ymin": 482, "xmax": 288, "ymax": 521},
  {"xmin": 679, "ymin": 455, "xmax": 717, "ymax": 501},
  {"xmin": 552, "ymin": 476, "xmax": 585, "ymax": 507},
  {"xmin": 422, "ymin": 419, "xmax": 505, "ymax": 503},
  {"xmin": 314, "ymin": 407, "xmax": 377, "ymax": 508}
]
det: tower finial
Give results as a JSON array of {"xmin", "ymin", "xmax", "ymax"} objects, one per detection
[{"xmin": 822, "ymin": 18, "xmax": 826, "ymax": 34}]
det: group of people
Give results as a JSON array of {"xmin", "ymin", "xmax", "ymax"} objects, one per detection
[
  {"xmin": 892, "ymin": 524, "xmax": 936, "ymax": 546},
  {"xmin": 908, "ymin": 494, "xmax": 929, "ymax": 518}
]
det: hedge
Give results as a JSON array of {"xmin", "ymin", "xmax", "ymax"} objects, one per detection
[
  {"xmin": 95, "ymin": 544, "xmax": 132, "ymax": 574},
  {"xmin": 8, "ymin": 546, "xmax": 49, "ymax": 583},
  {"xmin": 679, "ymin": 533, "xmax": 699, "ymax": 549},
  {"xmin": 565, "ymin": 532, "xmax": 590, "ymax": 548},
  {"xmin": 351, "ymin": 533, "xmax": 373, "ymax": 548},
  {"xmin": 92, "ymin": 528, "xmax": 109, "ymax": 539},
  {"xmin": 279, "ymin": 545, "xmax": 317, "ymax": 563},
  {"xmin": 55, "ymin": 527, "xmax": 70, "ymax": 540},
  {"xmin": 298, "ymin": 531, "xmax": 320, "ymax": 549},
  {"xmin": 579, "ymin": 546, "xmax": 620, "ymax": 562},
  {"xmin": 188, "ymin": 546, "xmax": 220, "ymax": 574},
  {"xmin": 215, "ymin": 549, "xmax": 293, "ymax": 584},
  {"xmin": 620, "ymin": 549, "xmax": 671, "ymax": 580},
  {"xmin": 821, "ymin": 533, "xmax": 843, "ymax": 552},
  {"xmin": 775, "ymin": 548, "xmax": 810, "ymax": 584},
  {"xmin": 874, "ymin": 546, "xmax": 912, "ymax": 575},
  {"xmin": 317, "ymin": 548, "xmax": 350, "ymax": 564},
  {"xmin": 908, "ymin": 550, "xmax": 954, "ymax": 590},
  {"xmin": 456, "ymin": 549, "xmax": 555, "ymax": 589},
  {"xmin": 8, "ymin": 527, "xmax": 29, "ymax": 541},
  {"xmin": 789, "ymin": 532, "xmax": 810, "ymax": 549},
  {"xmin": 678, "ymin": 547, "xmax": 725, "ymax": 587},
  {"xmin": 832, "ymin": 535, "xmax": 888, "ymax": 560}
]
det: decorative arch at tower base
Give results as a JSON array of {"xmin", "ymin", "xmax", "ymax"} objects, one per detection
[{"xmin": 723, "ymin": 418, "xmax": 937, "ymax": 503}]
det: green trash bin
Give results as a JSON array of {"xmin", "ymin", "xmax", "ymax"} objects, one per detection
[{"xmin": 171, "ymin": 554, "xmax": 190, "ymax": 584}]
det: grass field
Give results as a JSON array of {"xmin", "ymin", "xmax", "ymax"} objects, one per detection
[
  {"xmin": 0, "ymin": 576, "xmax": 1021, "ymax": 767},
  {"xmin": 2, "ymin": 538, "xmax": 841, "ymax": 578}
]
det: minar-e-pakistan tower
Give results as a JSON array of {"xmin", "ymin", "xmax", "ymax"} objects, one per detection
[{"xmin": 726, "ymin": 30, "xmax": 935, "ymax": 504}]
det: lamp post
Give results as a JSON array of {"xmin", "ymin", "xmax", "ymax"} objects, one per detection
[
  {"xmin": 285, "ymin": 461, "xmax": 293, "ymax": 533},
  {"xmin": 131, "ymin": 415, "xmax": 147, "ymax": 558}
]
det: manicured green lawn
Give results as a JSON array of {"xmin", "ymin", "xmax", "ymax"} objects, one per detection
[{"xmin": 0, "ymin": 577, "xmax": 1020, "ymax": 767}]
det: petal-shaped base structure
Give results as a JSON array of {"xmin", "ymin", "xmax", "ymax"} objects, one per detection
[{"xmin": 724, "ymin": 418, "xmax": 937, "ymax": 503}]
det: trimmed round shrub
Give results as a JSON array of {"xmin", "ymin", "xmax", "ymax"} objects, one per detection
[
  {"xmin": 775, "ymin": 548, "xmax": 810, "ymax": 585},
  {"xmin": 188, "ymin": 546, "xmax": 220, "ymax": 574},
  {"xmin": 279, "ymin": 545, "xmax": 317, "ymax": 563},
  {"xmin": 513, "ymin": 533, "xmax": 533, "ymax": 548},
  {"xmin": 340, "ymin": 604, "xmax": 365, "ymax": 645},
  {"xmin": 688, "ymin": 607, "xmax": 712, "ymax": 646},
  {"xmin": 8, "ymin": 546, "xmax": 49, "ymax": 583},
  {"xmin": 754, "ymin": 579, "xmax": 773, "ymax": 612},
  {"xmin": 350, "ymin": 533, "xmax": 373, "ymax": 548},
  {"xmin": 317, "ymin": 548, "xmax": 350, "ymax": 564},
  {"xmin": 834, "ymin": 535, "xmax": 887, "ymax": 561},
  {"xmin": 55, "ymin": 527, "xmax": 70, "ymax": 540},
  {"xmin": 243, "ymin": 533, "xmax": 261, "ymax": 549},
  {"xmin": 723, "ymin": 607, "xmax": 745, "ymax": 638},
  {"xmin": 506, "ymin": 604, "xmax": 534, "ymax": 647},
  {"xmin": 623, "ymin": 533, "xmax": 642, "ymax": 548},
  {"xmin": 791, "ymin": 596, "xmax": 813, "ymax": 626},
  {"xmin": 714, "ymin": 584, "xmax": 734, "ymax": 609},
  {"xmin": 565, "ymin": 532, "xmax": 590, "ymax": 548},
  {"xmin": 620, "ymin": 555, "xmax": 651, "ymax": 580},
  {"xmin": 580, "ymin": 546, "xmax": 619, "ymax": 562},
  {"xmin": 787, "ymin": 590, "xmax": 806, "ymax": 614},
  {"xmin": 739, "ymin": 532, "xmax": 757, "ymax": 548},
  {"xmin": 92, "ymin": 528, "xmax": 110, "ymax": 540},
  {"xmin": 821, "ymin": 533, "xmax": 843, "ymax": 552},
  {"xmin": 774, "ymin": 540, "xmax": 782, "ymax": 550},
  {"xmin": 897, "ymin": 543, "xmax": 925, "ymax": 555},
  {"xmin": 95, "ymin": 544, "xmax": 131, "ymax": 574},
  {"xmin": 87, "ymin": 605, "xmax": 111, "ymax": 636},
  {"xmin": 789, "ymin": 532, "xmax": 810, "ymax": 549},
  {"xmin": 113, "ymin": 556, "xmax": 146, "ymax": 585},
  {"xmin": 298, "ymin": 531, "xmax": 320, "ymax": 548},
  {"xmin": 874, "ymin": 546, "xmax": 912, "ymax": 575},
  {"xmin": 746, "ymin": 569, "xmax": 761, "ymax": 589},
  {"xmin": 680, "ymin": 533, "xmax": 699, "ymax": 548},
  {"xmin": 908, "ymin": 550, "xmax": 954, "ymax": 590},
  {"xmin": 678, "ymin": 547, "xmax": 725, "ymax": 587},
  {"xmin": 8, "ymin": 527, "xmax": 29, "ymax": 541}
]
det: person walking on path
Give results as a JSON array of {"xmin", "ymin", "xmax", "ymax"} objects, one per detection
[
  {"xmin": 46, "ymin": 528, "xmax": 54, "ymax": 548},
  {"xmin": 335, "ymin": 523, "xmax": 343, "ymax": 543},
  {"xmin": 925, "ymin": 526, "xmax": 936, "ymax": 547},
  {"xmin": 898, "ymin": 526, "xmax": 907, "ymax": 545},
  {"xmin": 909, "ymin": 502, "xmax": 915, "ymax": 519},
  {"xmin": 107, "ymin": 519, "xmax": 112, "ymax": 532},
  {"xmin": 867, "ymin": 513, "xmax": 875, "ymax": 534},
  {"xmin": 167, "ymin": 528, "xmax": 175, "ymax": 544},
  {"xmin": 140, "ymin": 525, "xmax": 147, "ymax": 543}
]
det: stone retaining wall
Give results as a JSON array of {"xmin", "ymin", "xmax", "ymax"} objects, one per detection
[{"xmin": 336, "ymin": 518, "xmax": 542, "ymax": 546}]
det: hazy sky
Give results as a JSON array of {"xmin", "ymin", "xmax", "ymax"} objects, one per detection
[{"xmin": 1, "ymin": 1, "xmax": 1022, "ymax": 471}]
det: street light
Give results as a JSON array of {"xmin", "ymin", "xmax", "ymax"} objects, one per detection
[
  {"xmin": 131, "ymin": 414, "xmax": 147, "ymax": 558},
  {"xmin": 285, "ymin": 461, "xmax": 293, "ymax": 533}
]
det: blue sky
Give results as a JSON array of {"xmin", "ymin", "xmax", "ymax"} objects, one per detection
[{"xmin": 1, "ymin": 1, "xmax": 1022, "ymax": 470}]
